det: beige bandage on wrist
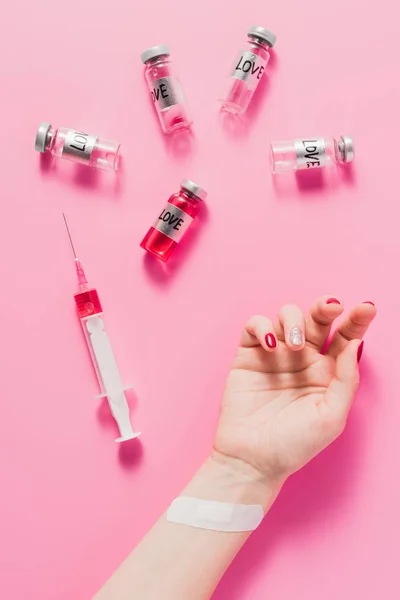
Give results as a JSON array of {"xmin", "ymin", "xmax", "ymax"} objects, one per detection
[{"xmin": 166, "ymin": 496, "xmax": 264, "ymax": 532}]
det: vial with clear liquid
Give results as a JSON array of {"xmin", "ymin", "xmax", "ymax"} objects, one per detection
[
  {"xmin": 141, "ymin": 45, "xmax": 193, "ymax": 134},
  {"xmin": 35, "ymin": 123, "xmax": 121, "ymax": 171},
  {"xmin": 219, "ymin": 26, "xmax": 276, "ymax": 115},
  {"xmin": 140, "ymin": 180, "xmax": 207, "ymax": 262},
  {"xmin": 270, "ymin": 135, "xmax": 355, "ymax": 174}
]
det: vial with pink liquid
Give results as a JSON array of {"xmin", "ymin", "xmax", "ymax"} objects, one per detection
[
  {"xmin": 141, "ymin": 45, "xmax": 192, "ymax": 134},
  {"xmin": 219, "ymin": 26, "xmax": 276, "ymax": 115},
  {"xmin": 140, "ymin": 179, "xmax": 207, "ymax": 262},
  {"xmin": 35, "ymin": 123, "xmax": 121, "ymax": 171},
  {"xmin": 270, "ymin": 135, "xmax": 355, "ymax": 174}
]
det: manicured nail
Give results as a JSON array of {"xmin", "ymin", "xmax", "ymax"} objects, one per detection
[
  {"xmin": 363, "ymin": 301, "xmax": 375, "ymax": 307},
  {"xmin": 327, "ymin": 298, "xmax": 341, "ymax": 305},
  {"xmin": 289, "ymin": 326, "xmax": 304, "ymax": 346},
  {"xmin": 357, "ymin": 341, "xmax": 364, "ymax": 363},
  {"xmin": 265, "ymin": 333, "xmax": 277, "ymax": 349}
]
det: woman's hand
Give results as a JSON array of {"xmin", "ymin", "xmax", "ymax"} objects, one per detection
[
  {"xmin": 214, "ymin": 296, "xmax": 376, "ymax": 488},
  {"xmin": 94, "ymin": 296, "xmax": 377, "ymax": 600}
]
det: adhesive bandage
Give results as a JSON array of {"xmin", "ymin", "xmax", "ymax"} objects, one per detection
[{"xmin": 166, "ymin": 497, "xmax": 264, "ymax": 532}]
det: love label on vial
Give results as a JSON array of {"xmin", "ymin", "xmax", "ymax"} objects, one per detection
[
  {"xmin": 150, "ymin": 77, "xmax": 182, "ymax": 110},
  {"xmin": 63, "ymin": 130, "xmax": 97, "ymax": 161},
  {"xmin": 294, "ymin": 138, "xmax": 327, "ymax": 170},
  {"xmin": 232, "ymin": 51, "xmax": 267, "ymax": 84},
  {"xmin": 153, "ymin": 204, "xmax": 193, "ymax": 242}
]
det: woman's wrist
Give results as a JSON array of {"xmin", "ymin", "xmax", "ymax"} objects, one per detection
[{"xmin": 180, "ymin": 453, "xmax": 285, "ymax": 513}]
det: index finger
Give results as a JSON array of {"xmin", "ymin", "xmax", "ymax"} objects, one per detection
[{"xmin": 326, "ymin": 302, "xmax": 377, "ymax": 358}]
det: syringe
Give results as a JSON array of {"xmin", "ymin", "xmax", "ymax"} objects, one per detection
[{"xmin": 63, "ymin": 214, "xmax": 141, "ymax": 443}]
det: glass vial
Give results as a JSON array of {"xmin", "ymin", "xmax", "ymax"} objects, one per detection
[
  {"xmin": 35, "ymin": 123, "xmax": 121, "ymax": 171},
  {"xmin": 141, "ymin": 45, "xmax": 192, "ymax": 134},
  {"xmin": 219, "ymin": 26, "xmax": 276, "ymax": 115},
  {"xmin": 270, "ymin": 135, "xmax": 355, "ymax": 174},
  {"xmin": 140, "ymin": 179, "xmax": 207, "ymax": 262}
]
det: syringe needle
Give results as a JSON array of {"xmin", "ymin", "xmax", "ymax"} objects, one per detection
[
  {"xmin": 63, "ymin": 213, "xmax": 88, "ymax": 290},
  {"xmin": 63, "ymin": 212, "xmax": 77, "ymax": 259}
]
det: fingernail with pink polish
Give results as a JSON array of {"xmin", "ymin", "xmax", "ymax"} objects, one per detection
[
  {"xmin": 363, "ymin": 301, "xmax": 375, "ymax": 307},
  {"xmin": 290, "ymin": 326, "xmax": 303, "ymax": 346},
  {"xmin": 327, "ymin": 298, "xmax": 341, "ymax": 305},
  {"xmin": 265, "ymin": 333, "xmax": 277, "ymax": 349},
  {"xmin": 357, "ymin": 341, "xmax": 364, "ymax": 363}
]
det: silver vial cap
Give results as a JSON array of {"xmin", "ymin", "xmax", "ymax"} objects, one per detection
[
  {"xmin": 339, "ymin": 135, "xmax": 355, "ymax": 163},
  {"xmin": 35, "ymin": 122, "xmax": 52, "ymax": 152},
  {"xmin": 181, "ymin": 179, "xmax": 207, "ymax": 201},
  {"xmin": 248, "ymin": 26, "xmax": 277, "ymax": 48},
  {"xmin": 141, "ymin": 45, "xmax": 170, "ymax": 64}
]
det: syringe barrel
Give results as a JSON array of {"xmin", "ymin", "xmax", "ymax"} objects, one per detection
[
  {"xmin": 74, "ymin": 289, "xmax": 139, "ymax": 442},
  {"xmin": 75, "ymin": 294, "xmax": 123, "ymax": 397},
  {"xmin": 74, "ymin": 288, "xmax": 106, "ymax": 395},
  {"xmin": 74, "ymin": 288, "xmax": 103, "ymax": 319}
]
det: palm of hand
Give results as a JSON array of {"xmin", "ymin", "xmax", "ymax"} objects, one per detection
[
  {"xmin": 215, "ymin": 345, "xmax": 343, "ymax": 481},
  {"xmin": 214, "ymin": 299, "xmax": 376, "ymax": 482}
]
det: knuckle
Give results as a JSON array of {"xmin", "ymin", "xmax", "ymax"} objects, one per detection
[{"xmin": 279, "ymin": 303, "xmax": 299, "ymax": 316}]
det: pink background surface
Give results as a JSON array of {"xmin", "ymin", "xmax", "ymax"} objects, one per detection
[{"xmin": 0, "ymin": 1, "xmax": 398, "ymax": 598}]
